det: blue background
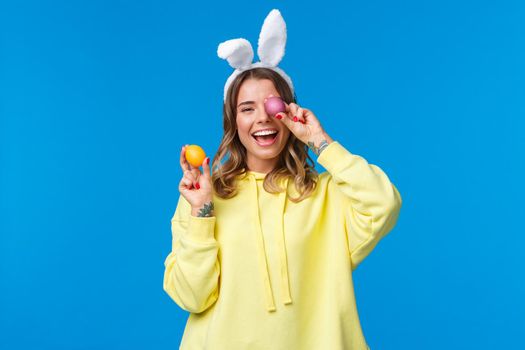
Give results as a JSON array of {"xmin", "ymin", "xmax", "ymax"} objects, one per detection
[{"xmin": 1, "ymin": 1, "xmax": 524, "ymax": 349}]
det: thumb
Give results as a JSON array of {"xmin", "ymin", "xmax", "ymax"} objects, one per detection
[{"xmin": 201, "ymin": 157, "xmax": 211, "ymax": 180}]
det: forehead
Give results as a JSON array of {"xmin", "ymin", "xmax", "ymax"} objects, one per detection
[{"xmin": 237, "ymin": 79, "xmax": 279, "ymax": 102}]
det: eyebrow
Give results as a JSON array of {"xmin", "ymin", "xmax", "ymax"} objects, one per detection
[{"xmin": 237, "ymin": 101, "xmax": 255, "ymax": 109}]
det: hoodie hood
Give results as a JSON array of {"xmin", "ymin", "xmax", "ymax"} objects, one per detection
[{"xmin": 237, "ymin": 170, "xmax": 292, "ymax": 312}]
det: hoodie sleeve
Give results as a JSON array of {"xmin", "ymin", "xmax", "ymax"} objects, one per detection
[
  {"xmin": 317, "ymin": 141, "xmax": 402, "ymax": 270},
  {"xmin": 163, "ymin": 194, "xmax": 220, "ymax": 313}
]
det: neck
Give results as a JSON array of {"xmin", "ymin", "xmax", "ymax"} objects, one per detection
[{"xmin": 246, "ymin": 158, "xmax": 277, "ymax": 174}]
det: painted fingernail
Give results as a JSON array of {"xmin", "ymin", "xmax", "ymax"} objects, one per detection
[
  {"xmin": 195, "ymin": 183, "xmax": 200, "ymax": 190},
  {"xmin": 206, "ymin": 158, "xmax": 210, "ymax": 165},
  {"xmin": 293, "ymin": 116, "xmax": 298, "ymax": 122},
  {"xmin": 276, "ymin": 114, "xmax": 283, "ymax": 120},
  {"xmin": 301, "ymin": 120, "xmax": 306, "ymax": 124}
]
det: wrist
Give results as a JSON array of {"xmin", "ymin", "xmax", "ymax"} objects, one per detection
[
  {"xmin": 307, "ymin": 131, "xmax": 333, "ymax": 156},
  {"xmin": 191, "ymin": 201, "xmax": 215, "ymax": 217}
]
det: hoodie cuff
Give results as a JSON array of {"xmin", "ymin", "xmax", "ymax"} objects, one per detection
[
  {"xmin": 317, "ymin": 141, "xmax": 356, "ymax": 174},
  {"xmin": 182, "ymin": 215, "xmax": 217, "ymax": 243}
]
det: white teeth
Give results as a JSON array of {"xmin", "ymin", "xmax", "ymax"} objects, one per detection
[{"xmin": 252, "ymin": 130, "xmax": 278, "ymax": 136}]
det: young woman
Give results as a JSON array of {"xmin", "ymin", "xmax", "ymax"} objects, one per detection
[{"xmin": 163, "ymin": 10, "xmax": 402, "ymax": 350}]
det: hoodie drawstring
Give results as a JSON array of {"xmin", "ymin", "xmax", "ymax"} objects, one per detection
[{"xmin": 248, "ymin": 174, "xmax": 293, "ymax": 312}]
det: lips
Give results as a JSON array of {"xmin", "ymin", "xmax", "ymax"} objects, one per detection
[{"xmin": 252, "ymin": 132, "xmax": 279, "ymax": 146}]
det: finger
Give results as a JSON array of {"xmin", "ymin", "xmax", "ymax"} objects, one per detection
[
  {"xmin": 179, "ymin": 176, "xmax": 194, "ymax": 191},
  {"xmin": 190, "ymin": 167, "xmax": 201, "ymax": 179},
  {"xmin": 194, "ymin": 159, "xmax": 207, "ymax": 191},
  {"xmin": 183, "ymin": 170, "xmax": 196, "ymax": 181},
  {"xmin": 302, "ymin": 108, "xmax": 318, "ymax": 125},
  {"xmin": 294, "ymin": 107, "xmax": 305, "ymax": 123},
  {"xmin": 283, "ymin": 102, "xmax": 291, "ymax": 116},
  {"xmin": 201, "ymin": 157, "xmax": 211, "ymax": 181},
  {"xmin": 277, "ymin": 107, "xmax": 296, "ymax": 123},
  {"xmin": 180, "ymin": 145, "xmax": 190, "ymax": 173},
  {"xmin": 184, "ymin": 171, "xmax": 200, "ymax": 189},
  {"xmin": 288, "ymin": 103, "xmax": 299, "ymax": 118},
  {"xmin": 275, "ymin": 112, "xmax": 295, "ymax": 130},
  {"xmin": 185, "ymin": 169, "xmax": 201, "ymax": 182},
  {"xmin": 300, "ymin": 108, "xmax": 311, "ymax": 124}
]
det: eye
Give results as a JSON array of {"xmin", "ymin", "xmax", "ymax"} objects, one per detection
[{"xmin": 241, "ymin": 108, "xmax": 254, "ymax": 112}]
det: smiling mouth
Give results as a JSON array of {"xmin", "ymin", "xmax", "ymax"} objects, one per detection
[{"xmin": 252, "ymin": 132, "xmax": 279, "ymax": 146}]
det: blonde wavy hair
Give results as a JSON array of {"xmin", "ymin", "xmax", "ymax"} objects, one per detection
[{"xmin": 211, "ymin": 68, "xmax": 319, "ymax": 203}]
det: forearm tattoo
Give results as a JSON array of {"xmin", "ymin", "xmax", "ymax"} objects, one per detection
[
  {"xmin": 197, "ymin": 202, "xmax": 215, "ymax": 217},
  {"xmin": 308, "ymin": 140, "xmax": 330, "ymax": 156}
]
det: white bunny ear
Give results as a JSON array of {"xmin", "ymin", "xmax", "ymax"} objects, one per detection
[
  {"xmin": 257, "ymin": 9, "xmax": 287, "ymax": 67},
  {"xmin": 217, "ymin": 38, "xmax": 254, "ymax": 70}
]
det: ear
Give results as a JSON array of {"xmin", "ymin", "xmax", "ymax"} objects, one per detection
[
  {"xmin": 217, "ymin": 38, "xmax": 254, "ymax": 70},
  {"xmin": 257, "ymin": 9, "xmax": 287, "ymax": 67}
]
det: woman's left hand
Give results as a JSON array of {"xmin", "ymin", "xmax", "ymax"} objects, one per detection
[{"xmin": 265, "ymin": 95, "xmax": 333, "ymax": 152}]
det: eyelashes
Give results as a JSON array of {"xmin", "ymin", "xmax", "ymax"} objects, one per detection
[{"xmin": 241, "ymin": 108, "xmax": 254, "ymax": 112}]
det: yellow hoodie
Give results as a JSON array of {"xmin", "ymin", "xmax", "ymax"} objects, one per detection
[{"xmin": 163, "ymin": 141, "xmax": 402, "ymax": 350}]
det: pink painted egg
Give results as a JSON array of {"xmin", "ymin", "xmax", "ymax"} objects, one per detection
[{"xmin": 264, "ymin": 96, "xmax": 286, "ymax": 116}]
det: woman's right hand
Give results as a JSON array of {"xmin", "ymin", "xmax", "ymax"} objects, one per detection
[{"xmin": 178, "ymin": 145, "xmax": 214, "ymax": 216}]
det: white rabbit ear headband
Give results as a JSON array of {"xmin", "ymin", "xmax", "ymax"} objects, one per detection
[{"xmin": 217, "ymin": 9, "xmax": 294, "ymax": 102}]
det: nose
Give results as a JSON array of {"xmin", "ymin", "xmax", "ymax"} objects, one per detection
[{"xmin": 255, "ymin": 103, "xmax": 272, "ymax": 123}]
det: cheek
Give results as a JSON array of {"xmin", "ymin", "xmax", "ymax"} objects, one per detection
[{"xmin": 235, "ymin": 119, "xmax": 252, "ymax": 142}]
